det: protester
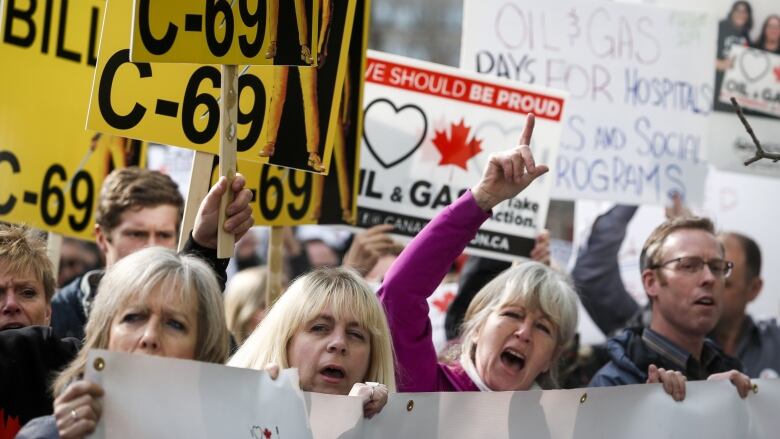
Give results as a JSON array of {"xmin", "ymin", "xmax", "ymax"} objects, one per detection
[
  {"xmin": 51, "ymin": 168, "xmax": 254, "ymax": 340},
  {"xmin": 0, "ymin": 225, "xmax": 78, "ymax": 437},
  {"xmin": 229, "ymin": 267, "xmax": 394, "ymax": 418},
  {"xmin": 752, "ymin": 14, "xmax": 780, "ymax": 54},
  {"xmin": 0, "ymin": 225, "xmax": 56, "ymax": 331},
  {"xmin": 16, "ymin": 247, "xmax": 230, "ymax": 439},
  {"xmin": 57, "ymin": 238, "xmax": 101, "ymax": 288},
  {"xmin": 589, "ymin": 216, "xmax": 752, "ymax": 400},
  {"xmin": 573, "ymin": 203, "xmax": 780, "ymax": 379},
  {"xmin": 379, "ymin": 115, "xmax": 579, "ymax": 392},
  {"xmin": 445, "ymin": 230, "xmax": 552, "ymax": 341},
  {"xmin": 224, "ymin": 266, "xmax": 268, "ymax": 345}
]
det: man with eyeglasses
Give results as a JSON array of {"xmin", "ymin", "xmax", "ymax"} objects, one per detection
[{"xmin": 589, "ymin": 216, "xmax": 752, "ymax": 399}]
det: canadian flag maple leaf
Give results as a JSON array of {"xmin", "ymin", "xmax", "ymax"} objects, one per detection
[
  {"xmin": 432, "ymin": 119, "xmax": 482, "ymax": 170},
  {"xmin": 774, "ymin": 66, "xmax": 780, "ymax": 82}
]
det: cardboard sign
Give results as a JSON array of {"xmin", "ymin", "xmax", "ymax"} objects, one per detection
[
  {"xmin": 146, "ymin": 0, "xmax": 369, "ymax": 226},
  {"xmin": 0, "ymin": 0, "xmax": 136, "ymax": 239},
  {"xmin": 719, "ymin": 46, "xmax": 780, "ymax": 118},
  {"xmin": 357, "ymin": 50, "xmax": 567, "ymax": 261},
  {"xmin": 88, "ymin": 0, "xmax": 356, "ymax": 174},
  {"xmin": 460, "ymin": 0, "xmax": 714, "ymax": 205},
  {"xmin": 130, "ymin": 0, "xmax": 320, "ymax": 66}
]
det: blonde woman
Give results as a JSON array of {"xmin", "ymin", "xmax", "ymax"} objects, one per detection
[
  {"xmin": 224, "ymin": 267, "xmax": 269, "ymax": 344},
  {"xmin": 229, "ymin": 267, "xmax": 394, "ymax": 418},
  {"xmin": 17, "ymin": 247, "xmax": 230, "ymax": 439}
]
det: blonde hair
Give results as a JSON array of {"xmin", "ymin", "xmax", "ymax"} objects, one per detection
[
  {"xmin": 229, "ymin": 267, "xmax": 396, "ymax": 391},
  {"xmin": 457, "ymin": 262, "xmax": 578, "ymax": 389},
  {"xmin": 0, "ymin": 224, "xmax": 55, "ymax": 301},
  {"xmin": 53, "ymin": 247, "xmax": 229, "ymax": 395},
  {"xmin": 224, "ymin": 267, "xmax": 268, "ymax": 343}
]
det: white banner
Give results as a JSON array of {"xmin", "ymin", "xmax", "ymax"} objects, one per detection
[
  {"xmin": 84, "ymin": 350, "xmax": 326, "ymax": 439},
  {"xmin": 720, "ymin": 46, "xmax": 780, "ymax": 118},
  {"xmin": 86, "ymin": 350, "xmax": 780, "ymax": 439},
  {"xmin": 357, "ymin": 50, "xmax": 568, "ymax": 260},
  {"xmin": 460, "ymin": 0, "xmax": 714, "ymax": 205}
]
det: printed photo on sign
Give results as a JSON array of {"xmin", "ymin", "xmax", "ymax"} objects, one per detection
[
  {"xmin": 145, "ymin": 0, "xmax": 369, "ymax": 227},
  {"xmin": 358, "ymin": 50, "xmax": 567, "ymax": 261},
  {"xmin": 87, "ymin": 0, "xmax": 356, "ymax": 174},
  {"xmin": 460, "ymin": 0, "xmax": 713, "ymax": 205},
  {"xmin": 130, "ymin": 0, "xmax": 322, "ymax": 67},
  {"xmin": 694, "ymin": 0, "xmax": 780, "ymax": 177}
]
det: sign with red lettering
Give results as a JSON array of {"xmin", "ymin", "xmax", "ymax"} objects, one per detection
[
  {"xmin": 461, "ymin": 0, "xmax": 715, "ymax": 205},
  {"xmin": 357, "ymin": 50, "xmax": 567, "ymax": 261}
]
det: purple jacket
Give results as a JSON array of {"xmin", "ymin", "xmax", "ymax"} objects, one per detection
[{"xmin": 378, "ymin": 191, "xmax": 490, "ymax": 392}]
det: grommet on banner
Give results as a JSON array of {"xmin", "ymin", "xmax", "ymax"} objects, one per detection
[
  {"xmin": 752, "ymin": 383, "xmax": 759, "ymax": 394},
  {"xmin": 93, "ymin": 357, "xmax": 105, "ymax": 371},
  {"xmin": 579, "ymin": 393, "xmax": 587, "ymax": 404},
  {"xmin": 406, "ymin": 400, "xmax": 414, "ymax": 412}
]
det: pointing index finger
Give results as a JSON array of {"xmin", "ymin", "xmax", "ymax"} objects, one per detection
[{"xmin": 519, "ymin": 113, "xmax": 535, "ymax": 147}]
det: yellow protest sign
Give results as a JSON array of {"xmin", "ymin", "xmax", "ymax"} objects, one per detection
[
  {"xmin": 204, "ymin": 0, "xmax": 370, "ymax": 226},
  {"xmin": 89, "ymin": 0, "xmax": 356, "ymax": 174},
  {"xmin": 130, "ymin": 0, "xmax": 320, "ymax": 66},
  {"xmin": 0, "ymin": 0, "xmax": 136, "ymax": 239}
]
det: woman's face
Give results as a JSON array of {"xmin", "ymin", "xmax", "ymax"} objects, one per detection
[
  {"xmin": 765, "ymin": 17, "xmax": 780, "ymax": 44},
  {"xmin": 473, "ymin": 300, "xmax": 558, "ymax": 391},
  {"xmin": 287, "ymin": 303, "xmax": 371, "ymax": 395},
  {"xmin": 731, "ymin": 4, "xmax": 749, "ymax": 28},
  {"xmin": 107, "ymin": 288, "xmax": 199, "ymax": 360}
]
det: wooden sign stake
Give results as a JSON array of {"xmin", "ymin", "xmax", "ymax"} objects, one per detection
[
  {"xmin": 46, "ymin": 232, "xmax": 63, "ymax": 278},
  {"xmin": 178, "ymin": 151, "xmax": 215, "ymax": 252},
  {"xmin": 265, "ymin": 226, "xmax": 285, "ymax": 305},
  {"xmin": 217, "ymin": 64, "xmax": 238, "ymax": 258}
]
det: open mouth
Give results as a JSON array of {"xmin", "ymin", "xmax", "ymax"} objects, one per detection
[
  {"xmin": 319, "ymin": 366, "xmax": 346, "ymax": 380},
  {"xmin": 500, "ymin": 349, "xmax": 526, "ymax": 371},
  {"xmin": 0, "ymin": 323, "xmax": 24, "ymax": 330},
  {"xmin": 694, "ymin": 297, "xmax": 715, "ymax": 306}
]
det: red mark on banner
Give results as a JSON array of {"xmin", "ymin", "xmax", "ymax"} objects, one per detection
[
  {"xmin": 432, "ymin": 119, "xmax": 482, "ymax": 170},
  {"xmin": 263, "ymin": 428, "xmax": 272, "ymax": 439},
  {"xmin": 0, "ymin": 409, "xmax": 21, "ymax": 439},
  {"xmin": 774, "ymin": 66, "xmax": 780, "ymax": 82},
  {"xmin": 432, "ymin": 290, "xmax": 456, "ymax": 313}
]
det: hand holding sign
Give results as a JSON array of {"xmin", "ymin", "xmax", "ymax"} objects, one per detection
[
  {"xmin": 471, "ymin": 114, "xmax": 549, "ymax": 211},
  {"xmin": 192, "ymin": 174, "xmax": 254, "ymax": 250}
]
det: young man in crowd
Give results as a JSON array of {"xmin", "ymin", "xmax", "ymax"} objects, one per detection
[{"xmin": 51, "ymin": 168, "xmax": 253, "ymax": 340}]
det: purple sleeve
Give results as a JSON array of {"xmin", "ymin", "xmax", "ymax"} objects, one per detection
[{"xmin": 378, "ymin": 191, "xmax": 490, "ymax": 391}]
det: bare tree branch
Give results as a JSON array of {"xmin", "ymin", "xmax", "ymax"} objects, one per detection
[{"xmin": 730, "ymin": 97, "xmax": 780, "ymax": 166}]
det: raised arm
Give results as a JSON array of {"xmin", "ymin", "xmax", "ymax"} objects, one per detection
[{"xmin": 379, "ymin": 115, "xmax": 548, "ymax": 391}]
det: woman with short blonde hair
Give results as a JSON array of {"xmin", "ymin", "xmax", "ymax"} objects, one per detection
[
  {"xmin": 229, "ymin": 267, "xmax": 395, "ymax": 417},
  {"xmin": 224, "ymin": 266, "xmax": 268, "ymax": 344},
  {"xmin": 19, "ymin": 247, "xmax": 229, "ymax": 439}
]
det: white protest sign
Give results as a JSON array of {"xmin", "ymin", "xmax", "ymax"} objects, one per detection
[
  {"xmin": 357, "ymin": 50, "xmax": 567, "ymax": 261},
  {"xmin": 460, "ymin": 0, "xmax": 714, "ymax": 205},
  {"xmin": 720, "ymin": 46, "xmax": 780, "ymax": 118},
  {"xmin": 85, "ymin": 350, "xmax": 316, "ymax": 439},
  {"xmin": 84, "ymin": 352, "xmax": 780, "ymax": 439},
  {"xmin": 365, "ymin": 380, "xmax": 780, "ymax": 439}
]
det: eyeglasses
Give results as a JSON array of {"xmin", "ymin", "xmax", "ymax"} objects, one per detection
[{"xmin": 650, "ymin": 256, "xmax": 734, "ymax": 278}]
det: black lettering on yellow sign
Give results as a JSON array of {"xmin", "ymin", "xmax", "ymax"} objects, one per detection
[
  {"xmin": 2, "ymin": 0, "xmax": 101, "ymax": 66},
  {"xmin": 98, "ymin": 48, "xmax": 267, "ymax": 147},
  {"xmin": 136, "ymin": 0, "xmax": 266, "ymax": 59},
  {"xmin": 257, "ymin": 165, "xmax": 313, "ymax": 220},
  {"xmin": 0, "ymin": 151, "xmax": 95, "ymax": 231}
]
